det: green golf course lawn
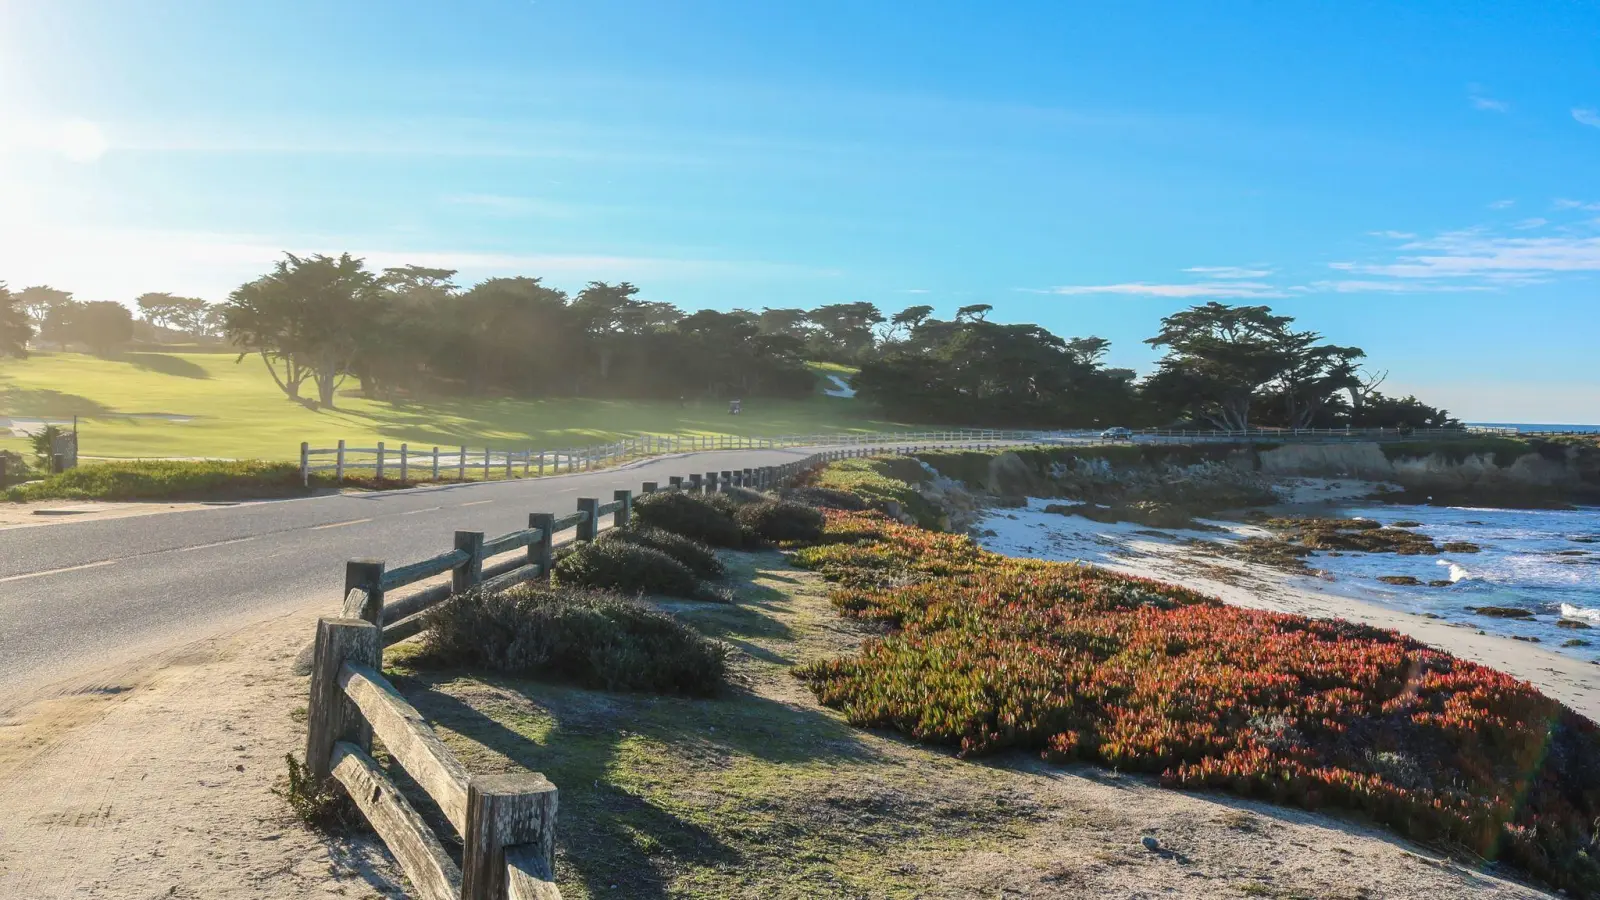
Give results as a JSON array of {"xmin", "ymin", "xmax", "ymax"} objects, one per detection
[{"xmin": 0, "ymin": 350, "xmax": 894, "ymax": 461}]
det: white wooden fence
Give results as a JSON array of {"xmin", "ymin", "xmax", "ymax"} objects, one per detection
[{"xmin": 296, "ymin": 430, "xmax": 1029, "ymax": 486}]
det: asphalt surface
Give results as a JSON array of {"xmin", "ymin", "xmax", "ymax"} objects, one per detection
[{"xmin": 0, "ymin": 446, "xmax": 819, "ymax": 701}]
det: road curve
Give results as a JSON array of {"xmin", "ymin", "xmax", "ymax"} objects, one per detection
[{"xmin": 0, "ymin": 447, "xmax": 818, "ymax": 702}]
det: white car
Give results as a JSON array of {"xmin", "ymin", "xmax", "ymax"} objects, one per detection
[{"xmin": 1100, "ymin": 426, "xmax": 1133, "ymax": 440}]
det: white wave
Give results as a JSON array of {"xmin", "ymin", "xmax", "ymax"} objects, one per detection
[
  {"xmin": 1436, "ymin": 559, "xmax": 1474, "ymax": 583},
  {"xmin": 1560, "ymin": 603, "xmax": 1600, "ymax": 622}
]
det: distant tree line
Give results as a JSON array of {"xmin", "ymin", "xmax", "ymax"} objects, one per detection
[
  {"xmin": 0, "ymin": 282, "xmax": 224, "ymax": 358},
  {"xmin": 219, "ymin": 255, "xmax": 818, "ymax": 408},
  {"xmin": 0, "ymin": 256, "xmax": 1457, "ymax": 431}
]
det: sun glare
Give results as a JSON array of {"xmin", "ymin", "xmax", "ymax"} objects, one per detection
[{"xmin": 55, "ymin": 118, "xmax": 107, "ymax": 162}]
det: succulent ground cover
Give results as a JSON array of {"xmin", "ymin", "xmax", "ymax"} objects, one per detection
[{"xmin": 790, "ymin": 498, "xmax": 1600, "ymax": 896}]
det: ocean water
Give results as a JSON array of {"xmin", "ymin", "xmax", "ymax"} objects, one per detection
[
  {"xmin": 1467, "ymin": 422, "xmax": 1600, "ymax": 433},
  {"xmin": 1304, "ymin": 504, "xmax": 1600, "ymax": 655},
  {"xmin": 974, "ymin": 499, "xmax": 1600, "ymax": 661}
]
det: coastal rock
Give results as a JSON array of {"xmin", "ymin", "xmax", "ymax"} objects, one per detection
[
  {"xmin": 1471, "ymin": 606, "xmax": 1534, "ymax": 619},
  {"xmin": 1378, "ymin": 575, "xmax": 1422, "ymax": 586},
  {"xmin": 1557, "ymin": 619, "xmax": 1592, "ymax": 630}
]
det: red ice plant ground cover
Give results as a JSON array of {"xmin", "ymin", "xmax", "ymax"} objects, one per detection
[{"xmin": 792, "ymin": 507, "xmax": 1600, "ymax": 896}]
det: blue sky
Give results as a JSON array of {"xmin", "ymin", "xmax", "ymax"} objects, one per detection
[{"xmin": 2, "ymin": 0, "xmax": 1598, "ymax": 422}]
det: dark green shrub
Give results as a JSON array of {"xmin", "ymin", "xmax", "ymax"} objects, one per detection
[
  {"xmin": 718, "ymin": 486, "xmax": 769, "ymax": 506},
  {"xmin": 632, "ymin": 490, "xmax": 748, "ymax": 547},
  {"xmin": 781, "ymin": 486, "xmax": 868, "ymax": 511},
  {"xmin": 419, "ymin": 585, "xmax": 726, "ymax": 695},
  {"xmin": 735, "ymin": 499, "xmax": 825, "ymax": 543},
  {"xmin": 598, "ymin": 525, "xmax": 724, "ymax": 579},
  {"xmin": 552, "ymin": 540, "xmax": 699, "ymax": 597}
]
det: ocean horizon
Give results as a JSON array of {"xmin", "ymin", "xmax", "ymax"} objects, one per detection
[{"xmin": 1468, "ymin": 422, "xmax": 1600, "ymax": 434}]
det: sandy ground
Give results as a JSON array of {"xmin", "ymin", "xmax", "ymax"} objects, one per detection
[{"xmin": 0, "ymin": 612, "xmax": 406, "ymax": 899}]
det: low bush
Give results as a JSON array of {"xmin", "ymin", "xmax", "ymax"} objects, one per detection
[
  {"xmin": 632, "ymin": 490, "xmax": 748, "ymax": 547},
  {"xmin": 6, "ymin": 459, "xmax": 315, "ymax": 502},
  {"xmin": 808, "ymin": 457, "xmax": 942, "ymax": 527},
  {"xmin": 552, "ymin": 540, "xmax": 700, "ymax": 598},
  {"xmin": 791, "ymin": 464, "xmax": 1600, "ymax": 897},
  {"xmin": 598, "ymin": 525, "xmax": 724, "ymax": 579},
  {"xmin": 717, "ymin": 485, "xmax": 769, "ymax": 507},
  {"xmin": 735, "ymin": 499, "xmax": 826, "ymax": 543},
  {"xmin": 419, "ymin": 585, "xmax": 726, "ymax": 695},
  {"xmin": 781, "ymin": 485, "xmax": 869, "ymax": 511}
]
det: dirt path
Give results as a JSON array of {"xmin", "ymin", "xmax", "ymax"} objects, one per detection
[{"xmin": 0, "ymin": 613, "xmax": 405, "ymax": 899}]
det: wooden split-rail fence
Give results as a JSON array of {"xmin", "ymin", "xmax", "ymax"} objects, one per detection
[{"xmin": 301, "ymin": 444, "xmax": 933, "ymax": 900}]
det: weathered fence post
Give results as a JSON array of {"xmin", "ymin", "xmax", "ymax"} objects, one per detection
[
  {"xmin": 613, "ymin": 489, "xmax": 632, "ymax": 528},
  {"xmin": 742, "ymin": 468, "xmax": 753, "ymax": 487},
  {"xmin": 683, "ymin": 474, "xmax": 697, "ymax": 492},
  {"xmin": 454, "ymin": 531, "xmax": 485, "ymax": 593},
  {"xmin": 336, "ymin": 439, "xmax": 346, "ymax": 481},
  {"xmin": 671, "ymin": 475, "xmax": 686, "ymax": 491},
  {"xmin": 528, "ymin": 513, "xmax": 554, "ymax": 575},
  {"xmin": 523, "ymin": 450, "xmax": 531, "ymax": 477},
  {"xmin": 505, "ymin": 451, "xmax": 513, "ymax": 480},
  {"xmin": 305, "ymin": 617, "xmax": 381, "ymax": 783},
  {"xmin": 300, "ymin": 441, "xmax": 310, "ymax": 486},
  {"xmin": 461, "ymin": 772, "xmax": 559, "ymax": 900},
  {"xmin": 642, "ymin": 481, "xmax": 658, "ymax": 493},
  {"xmin": 706, "ymin": 471, "xmax": 720, "ymax": 492},
  {"xmin": 576, "ymin": 498, "xmax": 599, "ymax": 542},
  {"xmin": 483, "ymin": 448, "xmax": 492, "ymax": 480},
  {"xmin": 458, "ymin": 446, "xmax": 467, "ymax": 481},
  {"xmin": 343, "ymin": 559, "xmax": 386, "ymax": 626},
  {"xmin": 720, "ymin": 470, "xmax": 733, "ymax": 491},
  {"xmin": 431, "ymin": 446, "xmax": 440, "ymax": 481},
  {"xmin": 399, "ymin": 444, "xmax": 409, "ymax": 484},
  {"xmin": 375, "ymin": 442, "xmax": 386, "ymax": 481}
]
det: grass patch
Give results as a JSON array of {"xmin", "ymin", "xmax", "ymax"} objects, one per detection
[
  {"xmin": 788, "ymin": 466, "xmax": 1600, "ymax": 897},
  {"xmin": 5, "ymin": 459, "xmax": 319, "ymax": 502},
  {"xmin": 416, "ymin": 586, "xmax": 727, "ymax": 696},
  {"xmin": 0, "ymin": 350, "xmax": 907, "ymax": 461}
]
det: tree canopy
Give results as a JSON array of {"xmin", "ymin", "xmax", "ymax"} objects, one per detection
[{"xmin": 0, "ymin": 284, "xmax": 33, "ymax": 358}]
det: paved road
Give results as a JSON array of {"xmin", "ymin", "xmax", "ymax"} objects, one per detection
[{"xmin": 0, "ymin": 446, "xmax": 817, "ymax": 702}]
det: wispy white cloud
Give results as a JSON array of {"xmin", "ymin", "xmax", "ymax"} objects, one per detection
[
  {"xmin": 1309, "ymin": 280, "xmax": 1496, "ymax": 294},
  {"xmin": 1180, "ymin": 265, "xmax": 1273, "ymax": 279},
  {"xmin": 1554, "ymin": 198, "xmax": 1600, "ymax": 211},
  {"xmin": 1573, "ymin": 108, "xmax": 1600, "ymax": 128},
  {"xmin": 1487, "ymin": 199, "xmax": 1515, "ymax": 210},
  {"xmin": 1468, "ymin": 85, "xmax": 1509, "ymax": 113},
  {"xmin": 1368, "ymin": 230, "xmax": 1418, "ymax": 239},
  {"xmin": 897, "ymin": 288, "xmax": 931, "ymax": 294},
  {"xmin": 1513, "ymin": 218, "xmax": 1548, "ymax": 230},
  {"xmin": 1331, "ymin": 228, "xmax": 1600, "ymax": 283},
  {"xmin": 1035, "ymin": 281, "xmax": 1286, "ymax": 299}
]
